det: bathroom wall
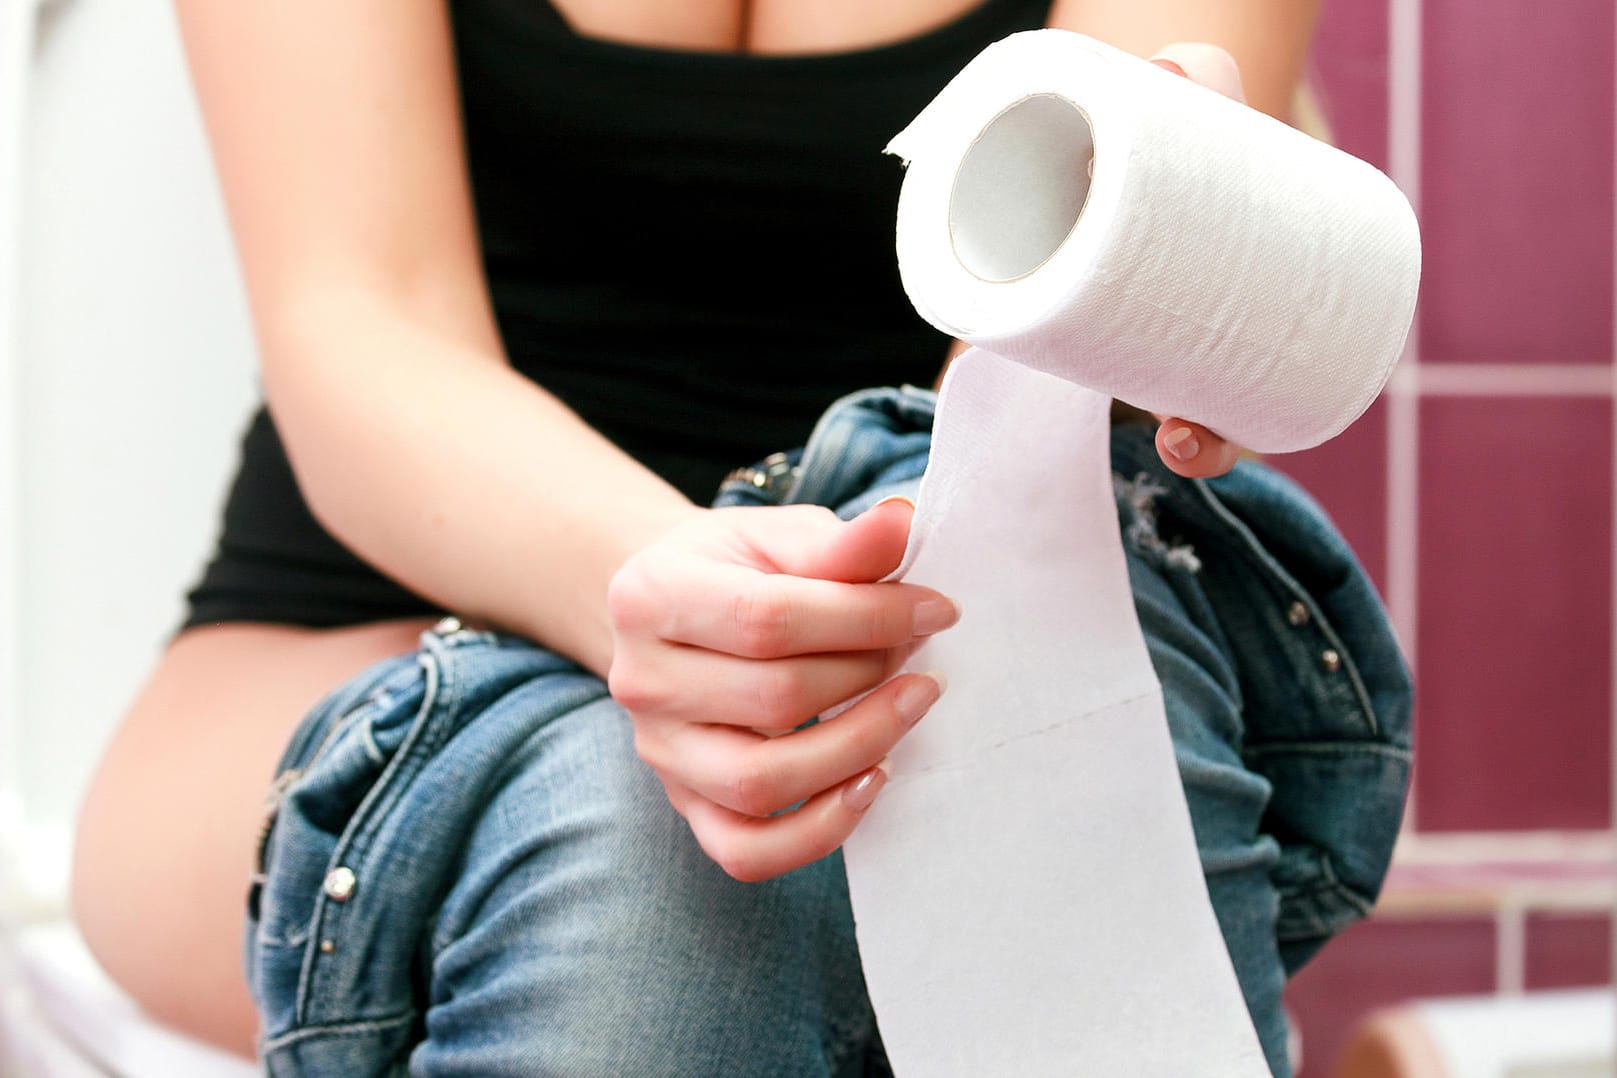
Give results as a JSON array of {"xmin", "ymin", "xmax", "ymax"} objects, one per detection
[
  {"xmin": 1, "ymin": 0, "xmax": 258, "ymax": 878},
  {"xmin": 1281, "ymin": 0, "xmax": 1615, "ymax": 1071}
]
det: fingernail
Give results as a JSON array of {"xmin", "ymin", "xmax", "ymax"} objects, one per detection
[
  {"xmin": 894, "ymin": 671, "xmax": 946, "ymax": 725},
  {"xmin": 872, "ymin": 494, "xmax": 916, "ymax": 511},
  {"xmin": 1150, "ymin": 58, "xmax": 1189, "ymax": 78},
  {"xmin": 1163, "ymin": 426, "xmax": 1200, "ymax": 461},
  {"xmin": 843, "ymin": 765, "xmax": 889, "ymax": 812},
  {"xmin": 913, "ymin": 596, "xmax": 961, "ymax": 636},
  {"xmin": 1149, "ymin": 43, "xmax": 1245, "ymax": 101}
]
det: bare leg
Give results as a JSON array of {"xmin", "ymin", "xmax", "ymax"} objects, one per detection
[{"xmin": 71, "ymin": 617, "xmax": 437, "ymax": 1055}]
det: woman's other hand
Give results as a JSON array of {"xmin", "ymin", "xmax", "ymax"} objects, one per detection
[
  {"xmin": 940, "ymin": 42, "xmax": 1254, "ymax": 478},
  {"xmin": 1146, "ymin": 42, "xmax": 1249, "ymax": 479},
  {"xmin": 607, "ymin": 497, "xmax": 956, "ymax": 882}
]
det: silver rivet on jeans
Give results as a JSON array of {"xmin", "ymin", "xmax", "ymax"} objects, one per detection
[
  {"xmin": 323, "ymin": 866, "xmax": 358, "ymax": 902},
  {"xmin": 1320, "ymin": 648, "xmax": 1342, "ymax": 673},
  {"xmin": 1286, "ymin": 601, "xmax": 1310, "ymax": 627},
  {"xmin": 433, "ymin": 615, "xmax": 463, "ymax": 636}
]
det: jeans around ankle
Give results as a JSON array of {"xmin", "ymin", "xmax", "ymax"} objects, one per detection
[{"xmin": 246, "ymin": 386, "xmax": 1411, "ymax": 1077}]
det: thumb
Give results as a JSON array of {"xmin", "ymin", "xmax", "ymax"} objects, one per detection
[
  {"xmin": 1150, "ymin": 43, "xmax": 1247, "ymax": 104},
  {"xmin": 778, "ymin": 496, "xmax": 916, "ymax": 584}
]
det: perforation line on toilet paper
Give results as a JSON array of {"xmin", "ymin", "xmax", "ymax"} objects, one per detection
[{"xmin": 839, "ymin": 30, "xmax": 1418, "ymax": 1077}]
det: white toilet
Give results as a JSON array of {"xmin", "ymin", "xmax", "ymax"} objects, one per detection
[
  {"xmin": 1, "ymin": 919, "xmax": 260, "ymax": 1078},
  {"xmin": 1, "ymin": 1, "xmax": 266, "ymax": 1073},
  {"xmin": 0, "ymin": 819, "xmax": 257, "ymax": 1077}
]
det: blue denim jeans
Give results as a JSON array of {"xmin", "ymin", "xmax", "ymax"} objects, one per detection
[{"xmin": 247, "ymin": 386, "xmax": 1411, "ymax": 1076}]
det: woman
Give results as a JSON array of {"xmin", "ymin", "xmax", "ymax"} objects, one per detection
[{"xmin": 72, "ymin": 1, "xmax": 1405, "ymax": 1074}]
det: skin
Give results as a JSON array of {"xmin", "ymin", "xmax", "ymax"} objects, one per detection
[{"xmin": 72, "ymin": 0, "xmax": 1319, "ymax": 1054}]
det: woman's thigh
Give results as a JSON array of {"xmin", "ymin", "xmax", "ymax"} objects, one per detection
[{"xmin": 72, "ymin": 616, "xmax": 437, "ymax": 1055}]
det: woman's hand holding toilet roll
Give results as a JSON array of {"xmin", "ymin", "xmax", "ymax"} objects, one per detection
[
  {"xmin": 937, "ymin": 43, "xmax": 1252, "ymax": 478},
  {"xmin": 605, "ymin": 41, "xmax": 1337, "ymax": 883},
  {"xmin": 607, "ymin": 498, "xmax": 957, "ymax": 881},
  {"xmin": 1146, "ymin": 42, "xmax": 1248, "ymax": 480}
]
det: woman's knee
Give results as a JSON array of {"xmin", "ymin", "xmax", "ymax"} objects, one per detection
[
  {"xmin": 254, "ymin": 633, "xmax": 877, "ymax": 1074},
  {"xmin": 419, "ymin": 694, "xmax": 874, "ymax": 1074}
]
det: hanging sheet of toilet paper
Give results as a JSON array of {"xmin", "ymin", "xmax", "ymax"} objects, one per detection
[{"xmin": 839, "ymin": 31, "xmax": 1420, "ymax": 1076}]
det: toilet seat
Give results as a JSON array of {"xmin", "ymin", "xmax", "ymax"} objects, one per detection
[{"xmin": 2, "ymin": 921, "xmax": 260, "ymax": 1078}]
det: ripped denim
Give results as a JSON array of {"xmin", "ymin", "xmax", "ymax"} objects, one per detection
[{"xmin": 247, "ymin": 385, "xmax": 1411, "ymax": 1077}]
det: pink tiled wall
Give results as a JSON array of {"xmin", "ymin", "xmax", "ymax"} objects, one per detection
[
  {"xmin": 1420, "ymin": 0, "xmax": 1614, "ymax": 364},
  {"xmin": 1275, "ymin": 0, "xmax": 1615, "ymax": 1073},
  {"xmin": 1418, "ymin": 396, "xmax": 1612, "ymax": 830},
  {"xmin": 1294, "ymin": 0, "xmax": 1615, "ymax": 837}
]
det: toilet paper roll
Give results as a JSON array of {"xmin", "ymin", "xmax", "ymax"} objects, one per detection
[
  {"xmin": 840, "ymin": 30, "xmax": 1419, "ymax": 1077},
  {"xmin": 890, "ymin": 30, "xmax": 1419, "ymax": 452}
]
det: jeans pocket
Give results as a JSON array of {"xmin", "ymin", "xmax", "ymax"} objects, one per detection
[{"xmin": 247, "ymin": 655, "xmax": 429, "ymax": 1035}]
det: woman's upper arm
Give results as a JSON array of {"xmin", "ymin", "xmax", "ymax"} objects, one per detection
[
  {"xmin": 174, "ymin": 0, "xmax": 501, "ymax": 355},
  {"xmin": 1045, "ymin": 0, "xmax": 1320, "ymax": 118}
]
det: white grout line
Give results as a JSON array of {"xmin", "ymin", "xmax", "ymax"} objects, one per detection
[
  {"xmin": 1385, "ymin": 379, "xmax": 1420, "ymax": 669},
  {"xmin": 1388, "ymin": 0, "xmax": 1423, "ymax": 216},
  {"xmin": 1394, "ymin": 828, "xmax": 1617, "ymax": 865},
  {"xmin": 1494, "ymin": 901, "xmax": 1526, "ymax": 996},
  {"xmin": 1386, "ymin": 0, "xmax": 1423, "ymax": 832},
  {"xmin": 1412, "ymin": 362, "xmax": 1617, "ymax": 396}
]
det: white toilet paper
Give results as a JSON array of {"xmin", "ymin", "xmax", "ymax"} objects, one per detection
[
  {"xmin": 890, "ymin": 30, "xmax": 1419, "ymax": 453},
  {"xmin": 841, "ymin": 30, "xmax": 1419, "ymax": 1077}
]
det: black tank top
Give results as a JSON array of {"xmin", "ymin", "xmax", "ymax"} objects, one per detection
[{"xmin": 183, "ymin": 0, "xmax": 1054, "ymax": 629}]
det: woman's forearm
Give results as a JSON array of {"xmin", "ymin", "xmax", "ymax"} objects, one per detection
[
  {"xmin": 173, "ymin": 2, "xmax": 697, "ymax": 676},
  {"xmin": 262, "ymin": 287, "xmax": 700, "ymax": 677},
  {"xmin": 1046, "ymin": 0, "xmax": 1321, "ymax": 118}
]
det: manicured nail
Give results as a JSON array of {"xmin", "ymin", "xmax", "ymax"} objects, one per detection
[
  {"xmin": 894, "ymin": 671, "xmax": 946, "ymax": 725},
  {"xmin": 1163, "ymin": 426, "xmax": 1200, "ymax": 461},
  {"xmin": 1150, "ymin": 44, "xmax": 1245, "ymax": 101},
  {"xmin": 913, "ymin": 596, "xmax": 961, "ymax": 636},
  {"xmin": 843, "ymin": 765, "xmax": 889, "ymax": 812}
]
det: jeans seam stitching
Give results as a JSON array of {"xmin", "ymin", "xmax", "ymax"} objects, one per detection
[
  {"xmin": 1274, "ymin": 855, "xmax": 1373, "ymax": 941},
  {"xmin": 293, "ymin": 649, "xmax": 443, "ymax": 1027},
  {"xmin": 1187, "ymin": 477, "xmax": 1383, "ymax": 739},
  {"xmin": 262, "ymin": 1008, "xmax": 417, "ymax": 1053}
]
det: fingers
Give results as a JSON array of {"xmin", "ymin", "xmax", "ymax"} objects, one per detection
[
  {"xmin": 640, "ymin": 671, "xmax": 944, "ymax": 819},
  {"xmin": 767, "ymin": 496, "xmax": 916, "ymax": 583},
  {"xmin": 606, "ymin": 498, "xmax": 959, "ymax": 883},
  {"xmin": 1149, "ymin": 43, "xmax": 1246, "ymax": 103},
  {"xmin": 665, "ymin": 770, "xmax": 886, "ymax": 883},
  {"xmin": 665, "ymin": 739, "xmax": 904, "ymax": 883},
  {"xmin": 619, "ymin": 559, "xmax": 958, "ymax": 659},
  {"xmin": 608, "ymin": 498, "xmax": 955, "ymax": 659},
  {"xmin": 1155, "ymin": 418, "xmax": 1244, "ymax": 479},
  {"xmin": 692, "ymin": 498, "xmax": 913, "ymax": 583},
  {"xmin": 613, "ymin": 644, "xmax": 907, "ymax": 731}
]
